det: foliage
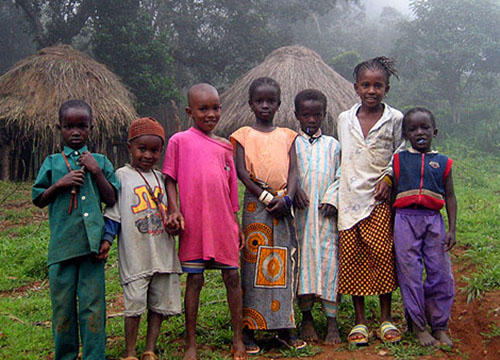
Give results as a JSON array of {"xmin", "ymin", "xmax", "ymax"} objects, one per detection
[
  {"xmin": 0, "ymin": 1, "xmax": 36, "ymax": 74},
  {"xmin": 328, "ymin": 50, "xmax": 362, "ymax": 81},
  {"xmin": 393, "ymin": 0, "xmax": 500, "ymax": 123},
  {"xmin": 10, "ymin": 0, "xmax": 96, "ymax": 48},
  {"xmin": 92, "ymin": 0, "xmax": 178, "ymax": 113}
]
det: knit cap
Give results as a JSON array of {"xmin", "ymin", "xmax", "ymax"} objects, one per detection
[{"xmin": 128, "ymin": 117, "xmax": 165, "ymax": 143}]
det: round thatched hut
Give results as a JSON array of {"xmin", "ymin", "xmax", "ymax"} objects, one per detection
[
  {"xmin": 0, "ymin": 45, "xmax": 137, "ymax": 180},
  {"xmin": 217, "ymin": 45, "xmax": 358, "ymax": 138}
]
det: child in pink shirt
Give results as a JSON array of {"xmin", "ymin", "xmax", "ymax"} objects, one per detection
[{"xmin": 162, "ymin": 83, "xmax": 245, "ymax": 360}]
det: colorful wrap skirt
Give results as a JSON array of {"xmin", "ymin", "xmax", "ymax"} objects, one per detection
[
  {"xmin": 241, "ymin": 190, "xmax": 298, "ymax": 330},
  {"xmin": 338, "ymin": 202, "xmax": 398, "ymax": 296}
]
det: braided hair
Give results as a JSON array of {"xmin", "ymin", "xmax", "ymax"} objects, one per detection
[
  {"xmin": 353, "ymin": 57, "xmax": 399, "ymax": 85},
  {"xmin": 248, "ymin": 77, "xmax": 281, "ymax": 101}
]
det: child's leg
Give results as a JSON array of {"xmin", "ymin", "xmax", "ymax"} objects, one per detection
[
  {"xmin": 298, "ymin": 294, "xmax": 319, "ymax": 342},
  {"xmin": 49, "ymin": 260, "xmax": 79, "ymax": 360},
  {"xmin": 184, "ymin": 273, "xmax": 204, "ymax": 359},
  {"xmin": 394, "ymin": 209, "xmax": 437, "ymax": 346},
  {"xmin": 77, "ymin": 256, "xmax": 106, "ymax": 360},
  {"xmin": 348, "ymin": 295, "xmax": 367, "ymax": 342},
  {"xmin": 145, "ymin": 273, "xmax": 182, "ymax": 355},
  {"xmin": 221, "ymin": 269, "xmax": 245, "ymax": 357},
  {"xmin": 321, "ymin": 300, "xmax": 340, "ymax": 344},
  {"xmin": 422, "ymin": 213, "xmax": 454, "ymax": 346},
  {"xmin": 125, "ymin": 316, "xmax": 141, "ymax": 357},
  {"xmin": 144, "ymin": 311, "xmax": 164, "ymax": 353}
]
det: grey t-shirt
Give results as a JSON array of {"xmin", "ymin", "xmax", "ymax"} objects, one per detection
[{"xmin": 105, "ymin": 164, "xmax": 181, "ymax": 285}]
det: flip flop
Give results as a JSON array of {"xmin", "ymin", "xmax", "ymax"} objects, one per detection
[
  {"xmin": 121, "ymin": 357, "xmax": 139, "ymax": 360},
  {"xmin": 243, "ymin": 340, "xmax": 260, "ymax": 354},
  {"xmin": 348, "ymin": 324, "xmax": 369, "ymax": 346},
  {"xmin": 276, "ymin": 334, "xmax": 307, "ymax": 349},
  {"xmin": 231, "ymin": 347, "xmax": 248, "ymax": 360},
  {"xmin": 141, "ymin": 351, "xmax": 158, "ymax": 360},
  {"xmin": 377, "ymin": 321, "xmax": 402, "ymax": 344}
]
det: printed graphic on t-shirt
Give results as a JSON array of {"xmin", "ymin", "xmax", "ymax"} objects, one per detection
[{"xmin": 131, "ymin": 185, "xmax": 167, "ymax": 235}]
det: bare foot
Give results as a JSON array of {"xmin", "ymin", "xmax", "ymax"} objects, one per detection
[
  {"xmin": 324, "ymin": 317, "xmax": 341, "ymax": 345},
  {"xmin": 432, "ymin": 330, "xmax": 453, "ymax": 347},
  {"xmin": 232, "ymin": 340, "xmax": 247, "ymax": 359},
  {"xmin": 183, "ymin": 346, "xmax": 197, "ymax": 360},
  {"xmin": 300, "ymin": 313, "xmax": 319, "ymax": 342},
  {"xmin": 413, "ymin": 327, "xmax": 438, "ymax": 347}
]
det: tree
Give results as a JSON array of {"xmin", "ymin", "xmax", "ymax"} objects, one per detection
[
  {"xmin": 0, "ymin": 1, "xmax": 36, "ymax": 74},
  {"xmin": 10, "ymin": 0, "xmax": 97, "ymax": 48},
  {"xmin": 394, "ymin": 0, "xmax": 500, "ymax": 123},
  {"xmin": 328, "ymin": 50, "xmax": 362, "ymax": 80},
  {"xmin": 92, "ymin": 0, "xmax": 177, "ymax": 113}
]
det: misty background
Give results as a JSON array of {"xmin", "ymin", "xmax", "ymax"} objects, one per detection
[{"xmin": 1, "ymin": 0, "xmax": 500, "ymax": 157}]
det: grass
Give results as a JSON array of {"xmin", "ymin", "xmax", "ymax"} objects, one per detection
[{"xmin": 1, "ymin": 141, "xmax": 500, "ymax": 359}]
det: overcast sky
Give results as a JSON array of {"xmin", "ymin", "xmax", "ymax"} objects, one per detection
[{"xmin": 364, "ymin": 0, "xmax": 411, "ymax": 16}]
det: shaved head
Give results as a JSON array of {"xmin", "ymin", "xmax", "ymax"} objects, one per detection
[{"xmin": 187, "ymin": 83, "xmax": 218, "ymax": 107}]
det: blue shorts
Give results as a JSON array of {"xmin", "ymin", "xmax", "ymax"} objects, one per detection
[{"xmin": 181, "ymin": 259, "xmax": 238, "ymax": 273}]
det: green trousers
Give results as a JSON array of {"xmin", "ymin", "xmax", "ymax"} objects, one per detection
[{"xmin": 49, "ymin": 255, "xmax": 106, "ymax": 360}]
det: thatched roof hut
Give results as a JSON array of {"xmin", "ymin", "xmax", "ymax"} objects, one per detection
[
  {"xmin": 0, "ymin": 45, "xmax": 137, "ymax": 180},
  {"xmin": 217, "ymin": 45, "xmax": 358, "ymax": 137}
]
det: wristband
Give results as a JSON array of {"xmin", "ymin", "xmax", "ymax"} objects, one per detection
[
  {"xmin": 382, "ymin": 175, "xmax": 393, "ymax": 187},
  {"xmin": 283, "ymin": 195, "xmax": 292, "ymax": 209},
  {"xmin": 258, "ymin": 190, "xmax": 274, "ymax": 206}
]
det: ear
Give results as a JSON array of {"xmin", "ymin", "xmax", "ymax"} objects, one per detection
[
  {"xmin": 277, "ymin": 100, "xmax": 281, "ymax": 108},
  {"xmin": 385, "ymin": 84, "xmax": 391, "ymax": 95},
  {"xmin": 294, "ymin": 111, "xmax": 299, "ymax": 120},
  {"xmin": 185, "ymin": 106, "xmax": 192, "ymax": 118},
  {"xmin": 433, "ymin": 128, "xmax": 438, "ymax": 137},
  {"xmin": 56, "ymin": 123, "xmax": 61, "ymax": 131},
  {"xmin": 353, "ymin": 82, "xmax": 359, "ymax": 95},
  {"xmin": 248, "ymin": 99, "xmax": 253, "ymax": 107}
]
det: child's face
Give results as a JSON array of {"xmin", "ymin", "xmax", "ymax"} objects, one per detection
[
  {"xmin": 354, "ymin": 69, "xmax": 389, "ymax": 109},
  {"xmin": 295, "ymin": 100, "xmax": 325, "ymax": 135},
  {"xmin": 58, "ymin": 107, "xmax": 92, "ymax": 150},
  {"xmin": 404, "ymin": 111, "xmax": 437, "ymax": 153},
  {"xmin": 249, "ymin": 84, "xmax": 281, "ymax": 123},
  {"xmin": 186, "ymin": 90, "xmax": 221, "ymax": 134},
  {"xmin": 128, "ymin": 135, "xmax": 163, "ymax": 171}
]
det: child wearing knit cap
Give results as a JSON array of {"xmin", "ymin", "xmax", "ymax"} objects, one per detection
[{"xmin": 104, "ymin": 117, "xmax": 182, "ymax": 360}]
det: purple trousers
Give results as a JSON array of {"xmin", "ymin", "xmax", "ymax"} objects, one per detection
[{"xmin": 394, "ymin": 208, "xmax": 454, "ymax": 331}]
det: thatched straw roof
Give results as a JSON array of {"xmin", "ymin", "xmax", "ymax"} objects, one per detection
[
  {"xmin": 0, "ymin": 44, "xmax": 136, "ymax": 154},
  {"xmin": 217, "ymin": 45, "xmax": 358, "ymax": 137}
]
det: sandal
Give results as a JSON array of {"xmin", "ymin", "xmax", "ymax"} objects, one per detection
[
  {"xmin": 122, "ymin": 357, "xmax": 139, "ymax": 360},
  {"xmin": 348, "ymin": 324, "xmax": 369, "ymax": 346},
  {"xmin": 377, "ymin": 321, "xmax": 402, "ymax": 344},
  {"xmin": 276, "ymin": 334, "xmax": 307, "ymax": 349},
  {"xmin": 141, "ymin": 351, "xmax": 158, "ymax": 360}
]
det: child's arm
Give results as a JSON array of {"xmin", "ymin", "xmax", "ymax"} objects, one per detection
[
  {"xmin": 266, "ymin": 139, "xmax": 298, "ymax": 218},
  {"xmin": 444, "ymin": 169, "xmax": 457, "ymax": 251},
  {"xmin": 234, "ymin": 142, "xmax": 265, "ymax": 196},
  {"xmin": 96, "ymin": 217, "xmax": 120, "ymax": 261},
  {"xmin": 79, "ymin": 152, "xmax": 116, "ymax": 206},
  {"xmin": 165, "ymin": 175, "xmax": 185, "ymax": 232},
  {"xmin": 374, "ymin": 175, "xmax": 392, "ymax": 202},
  {"xmin": 33, "ymin": 169, "xmax": 85, "ymax": 208}
]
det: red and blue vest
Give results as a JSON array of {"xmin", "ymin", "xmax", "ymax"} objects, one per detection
[{"xmin": 393, "ymin": 150, "xmax": 453, "ymax": 210}]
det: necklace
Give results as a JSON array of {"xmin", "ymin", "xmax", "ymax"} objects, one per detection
[
  {"xmin": 133, "ymin": 166, "xmax": 168, "ymax": 229},
  {"xmin": 61, "ymin": 151, "xmax": 79, "ymax": 214}
]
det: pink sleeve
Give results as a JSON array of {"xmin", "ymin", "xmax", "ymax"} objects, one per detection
[
  {"xmin": 227, "ymin": 152, "xmax": 239, "ymax": 212},
  {"xmin": 162, "ymin": 135, "xmax": 179, "ymax": 180}
]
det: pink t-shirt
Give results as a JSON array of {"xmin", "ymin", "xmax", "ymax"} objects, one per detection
[{"xmin": 162, "ymin": 127, "xmax": 240, "ymax": 267}]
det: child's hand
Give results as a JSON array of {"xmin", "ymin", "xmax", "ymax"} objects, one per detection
[
  {"xmin": 238, "ymin": 226, "xmax": 245, "ymax": 250},
  {"xmin": 444, "ymin": 231, "xmax": 456, "ymax": 251},
  {"xmin": 319, "ymin": 203, "xmax": 337, "ymax": 217},
  {"xmin": 79, "ymin": 151, "xmax": 100, "ymax": 175},
  {"xmin": 266, "ymin": 197, "xmax": 288, "ymax": 218},
  {"xmin": 374, "ymin": 179, "xmax": 391, "ymax": 201},
  {"xmin": 56, "ymin": 169, "xmax": 85, "ymax": 188},
  {"xmin": 167, "ymin": 211, "xmax": 185, "ymax": 232},
  {"xmin": 294, "ymin": 187, "xmax": 309, "ymax": 209},
  {"xmin": 96, "ymin": 240, "xmax": 111, "ymax": 261}
]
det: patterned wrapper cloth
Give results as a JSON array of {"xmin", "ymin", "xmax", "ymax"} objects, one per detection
[{"xmin": 241, "ymin": 190, "xmax": 298, "ymax": 330}]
